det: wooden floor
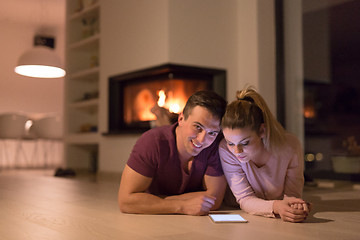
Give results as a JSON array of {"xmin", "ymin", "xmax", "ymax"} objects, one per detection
[{"xmin": 1, "ymin": 169, "xmax": 360, "ymax": 240}]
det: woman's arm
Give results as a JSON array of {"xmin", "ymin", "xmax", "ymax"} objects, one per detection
[
  {"xmin": 278, "ymin": 135, "xmax": 311, "ymax": 222},
  {"xmin": 220, "ymin": 139, "xmax": 311, "ymax": 221},
  {"xmin": 283, "ymin": 134, "xmax": 305, "ymax": 198},
  {"xmin": 219, "ymin": 142, "xmax": 275, "ymax": 217}
]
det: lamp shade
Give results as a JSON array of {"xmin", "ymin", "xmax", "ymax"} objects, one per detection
[{"xmin": 15, "ymin": 46, "xmax": 66, "ymax": 78}]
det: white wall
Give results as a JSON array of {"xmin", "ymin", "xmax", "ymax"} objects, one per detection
[
  {"xmin": 0, "ymin": 0, "xmax": 65, "ymax": 118},
  {"xmin": 99, "ymin": 0, "xmax": 171, "ymax": 172},
  {"xmin": 168, "ymin": 0, "xmax": 240, "ymax": 97},
  {"xmin": 98, "ymin": 0, "xmax": 277, "ymax": 173}
]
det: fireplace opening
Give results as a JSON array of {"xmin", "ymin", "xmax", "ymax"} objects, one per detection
[{"xmin": 107, "ymin": 63, "xmax": 226, "ymax": 134}]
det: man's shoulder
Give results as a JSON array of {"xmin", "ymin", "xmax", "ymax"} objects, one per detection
[
  {"xmin": 142, "ymin": 123, "xmax": 176, "ymax": 140},
  {"xmin": 135, "ymin": 123, "xmax": 176, "ymax": 149}
]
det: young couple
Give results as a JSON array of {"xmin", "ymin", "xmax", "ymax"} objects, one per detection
[{"xmin": 118, "ymin": 87, "xmax": 311, "ymax": 222}]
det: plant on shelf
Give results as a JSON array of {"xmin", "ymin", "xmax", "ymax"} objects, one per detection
[{"xmin": 331, "ymin": 136, "xmax": 360, "ymax": 174}]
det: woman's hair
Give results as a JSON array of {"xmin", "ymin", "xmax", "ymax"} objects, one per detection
[{"xmin": 221, "ymin": 86, "xmax": 286, "ymax": 153}]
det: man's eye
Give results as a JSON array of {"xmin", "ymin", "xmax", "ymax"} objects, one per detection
[
  {"xmin": 208, "ymin": 131, "xmax": 218, "ymax": 137},
  {"xmin": 194, "ymin": 125, "xmax": 202, "ymax": 131}
]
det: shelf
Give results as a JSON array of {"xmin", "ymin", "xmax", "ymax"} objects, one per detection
[
  {"xmin": 65, "ymin": 0, "xmax": 101, "ymax": 170},
  {"xmin": 69, "ymin": 2, "xmax": 100, "ymax": 21},
  {"xmin": 69, "ymin": 98, "xmax": 99, "ymax": 112},
  {"xmin": 68, "ymin": 67, "xmax": 100, "ymax": 81},
  {"xmin": 65, "ymin": 132, "xmax": 100, "ymax": 144},
  {"xmin": 69, "ymin": 34, "xmax": 100, "ymax": 50}
]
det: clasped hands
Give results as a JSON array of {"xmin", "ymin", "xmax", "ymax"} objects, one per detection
[{"xmin": 273, "ymin": 197, "xmax": 312, "ymax": 222}]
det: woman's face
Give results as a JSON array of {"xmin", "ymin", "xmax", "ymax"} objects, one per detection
[{"xmin": 222, "ymin": 126, "xmax": 265, "ymax": 163}]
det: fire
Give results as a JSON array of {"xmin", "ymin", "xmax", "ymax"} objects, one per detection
[
  {"xmin": 156, "ymin": 90, "xmax": 183, "ymax": 114},
  {"xmin": 157, "ymin": 90, "xmax": 166, "ymax": 107},
  {"xmin": 134, "ymin": 89, "xmax": 156, "ymax": 121},
  {"xmin": 169, "ymin": 104, "xmax": 180, "ymax": 113},
  {"xmin": 131, "ymin": 88, "xmax": 188, "ymax": 123}
]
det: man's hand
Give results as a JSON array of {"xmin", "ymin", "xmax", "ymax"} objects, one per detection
[
  {"xmin": 273, "ymin": 197, "xmax": 311, "ymax": 222},
  {"xmin": 179, "ymin": 194, "xmax": 216, "ymax": 216}
]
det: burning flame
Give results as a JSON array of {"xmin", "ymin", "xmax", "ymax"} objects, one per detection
[
  {"xmin": 157, "ymin": 90, "xmax": 166, "ymax": 107},
  {"xmin": 169, "ymin": 104, "xmax": 180, "ymax": 113},
  {"xmin": 134, "ymin": 89, "xmax": 156, "ymax": 121},
  {"xmin": 157, "ymin": 90, "xmax": 182, "ymax": 114}
]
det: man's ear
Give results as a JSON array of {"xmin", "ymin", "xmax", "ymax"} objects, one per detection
[{"xmin": 178, "ymin": 112, "xmax": 184, "ymax": 126}]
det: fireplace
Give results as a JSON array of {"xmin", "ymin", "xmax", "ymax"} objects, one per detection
[{"xmin": 107, "ymin": 63, "xmax": 226, "ymax": 134}]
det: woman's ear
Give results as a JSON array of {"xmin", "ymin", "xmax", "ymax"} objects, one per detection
[{"xmin": 259, "ymin": 123, "xmax": 266, "ymax": 138}]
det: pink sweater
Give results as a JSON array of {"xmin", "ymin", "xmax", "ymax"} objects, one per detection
[{"xmin": 219, "ymin": 134, "xmax": 304, "ymax": 218}]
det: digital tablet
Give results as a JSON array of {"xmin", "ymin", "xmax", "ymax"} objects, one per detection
[{"xmin": 209, "ymin": 214, "xmax": 248, "ymax": 223}]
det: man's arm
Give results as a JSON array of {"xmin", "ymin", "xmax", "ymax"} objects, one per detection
[
  {"xmin": 165, "ymin": 174, "xmax": 227, "ymax": 210},
  {"xmin": 118, "ymin": 165, "xmax": 179, "ymax": 214},
  {"xmin": 118, "ymin": 165, "xmax": 219, "ymax": 215},
  {"xmin": 203, "ymin": 174, "xmax": 227, "ymax": 209}
]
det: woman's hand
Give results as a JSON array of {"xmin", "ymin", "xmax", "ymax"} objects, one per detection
[
  {"xmin": 273, "ymin": 197, "xmax": 311, "ymax": 222},
  {"xmin": 290, "ymin": 202, "xmax": 312, "ymax": 213}
]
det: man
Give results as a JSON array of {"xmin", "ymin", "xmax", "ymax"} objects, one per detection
[{"xmin": 118, "ymin": 91, "xmax": 227, "ymax": 215}]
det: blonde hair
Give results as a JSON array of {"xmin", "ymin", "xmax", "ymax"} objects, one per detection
[{"xmin": 221, "ymin": 86, "xmax": 286, "ymax": 153}]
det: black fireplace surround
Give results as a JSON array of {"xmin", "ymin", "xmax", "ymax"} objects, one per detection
[{"xmin": 106, "ymin": 63, "xmax": 226, "ymax": 134}]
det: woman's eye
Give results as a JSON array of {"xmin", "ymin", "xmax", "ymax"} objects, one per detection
[{"xmin": 241, "ymin": 141, "xmax": 249, "ymax": 146}]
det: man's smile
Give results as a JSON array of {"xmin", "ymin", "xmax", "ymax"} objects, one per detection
[{"xmin": 191, "ymin": 139, "xmax": 202, "ymax": 148}]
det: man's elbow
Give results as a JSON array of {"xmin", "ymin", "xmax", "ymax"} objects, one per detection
[
  {"xmin": 118, "ymin": 195, "xmax": 132, "ymax": 213},
  {"xmin": 118, "ymin": 201, "xmax": 134, "ymax": 214},
  {"xmin": 118, "ymin": 198, "xmax": 126, "ymax": 212}
]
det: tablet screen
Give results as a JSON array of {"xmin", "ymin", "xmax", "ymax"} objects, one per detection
[{"xmin": 209, "ymin": 214, "xmax": 248, "ymax": 223}]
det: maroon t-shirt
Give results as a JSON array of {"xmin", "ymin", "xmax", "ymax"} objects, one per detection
[{"xmin": 127, "ymin": 123, "xmax": 224, "ymax": 196}]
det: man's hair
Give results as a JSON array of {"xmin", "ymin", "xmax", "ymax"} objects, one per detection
[{"xmin": 182, "ymin": 90, "xmax": 227, "ymax": 121}]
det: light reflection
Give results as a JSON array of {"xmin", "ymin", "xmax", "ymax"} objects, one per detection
[
  {"xmin": 305, "ymin": 153, "xmax": 315, "ymax": 162},
  {"xmin": 316, "ymin": 153, "xmax": 323, "ymax": 161}
]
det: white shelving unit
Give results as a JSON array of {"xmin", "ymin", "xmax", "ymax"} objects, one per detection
[{"xmin": 64, "ymin": 0, "xmax": 101, "ymax": 171}]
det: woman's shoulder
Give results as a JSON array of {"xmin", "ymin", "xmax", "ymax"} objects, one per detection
[
  {"xmin": 280, "ymin": 133, "xmax": 303, "ymax": 159},
  {"xmin": 284, "ymin": 133, "xmax": 302, "ymax": 149}
]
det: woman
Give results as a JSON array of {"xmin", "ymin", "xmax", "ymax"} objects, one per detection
[{"xmin": 219, "ymin": 86, "xmax": 311, "ymax": 222}]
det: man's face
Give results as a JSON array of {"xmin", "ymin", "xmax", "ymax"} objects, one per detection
[{"xmin": 177, "ymin": 106, "xmax": 221, "ymax": 158}]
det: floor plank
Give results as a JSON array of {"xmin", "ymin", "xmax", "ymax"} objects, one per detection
[{"xmin": 1, "ymin": 170, "xmax": 359, "ymax": 240}]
